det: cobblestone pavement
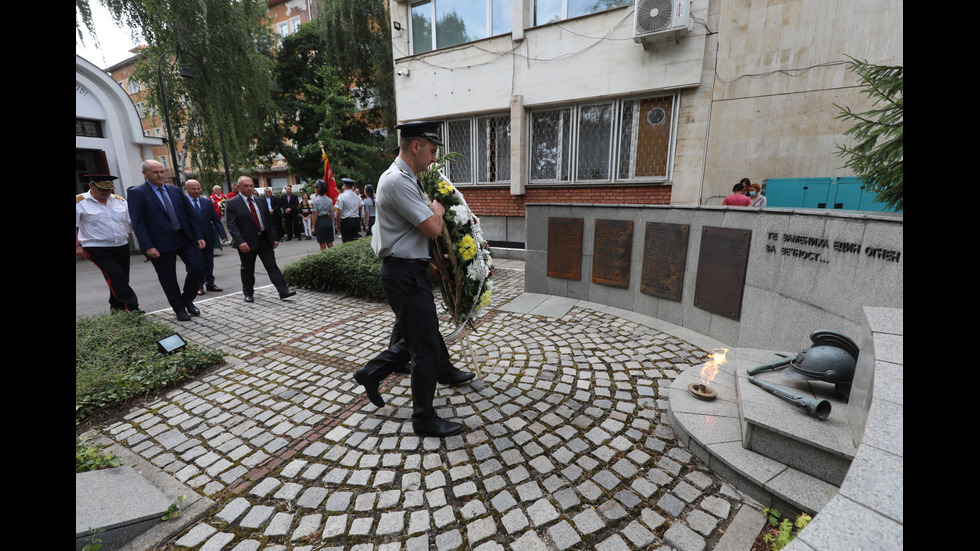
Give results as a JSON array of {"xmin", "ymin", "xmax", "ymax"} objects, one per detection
[{"xmin": 94, "ymin": 262, "xmax": 753, "ymax": 551}]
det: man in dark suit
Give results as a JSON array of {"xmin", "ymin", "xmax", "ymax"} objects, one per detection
[
  {"xmin": 224, "ymin": 176, "xmax": 296, "ymax": 302},
  {"xmin": 263, "ymin": 187, "xmax": 283, "ymax": 238},
  {"xmin": 281, "ymin": 184, "xmax": 301, "ymax": 240},
  {"xmin": 184, "ymin": 179, "xmax": 228, "ymax": 295},
  {"xmin": 128, "ymin": 160, "xmax": 206, "ymax": 321}
]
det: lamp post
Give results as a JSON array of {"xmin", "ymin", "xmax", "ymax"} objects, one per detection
[{"xmin": 155, "ymin": 37, "xmax": 233, "ymax": 191}]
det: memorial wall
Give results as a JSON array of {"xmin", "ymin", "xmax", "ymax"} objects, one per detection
[{"xmin": 525, "ymin": 204, "xmax": 903, "ymax": 353}]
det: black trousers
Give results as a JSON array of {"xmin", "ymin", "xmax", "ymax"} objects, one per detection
[
  {"xmin": 150, "ymin": 238, "xmax": 202, "ymax": 309},
  {"xmin": 361, "ymin": 258, "xmax": 454, "ymax": 422},
  {"xmin": 340, "ymin": 217, "xmax": 360, "ymax": 243},
  {"xmin": 86, "ymin": 244, "xmax": 139, "ymax": 312},
  {"xmin": 237, "ymin": 235, "xmax": 289, "ymax": 296}
]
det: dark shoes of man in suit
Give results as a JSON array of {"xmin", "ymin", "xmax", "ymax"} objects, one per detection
[
  {"xmin": 280, "ymin": 290, "xmax": 296, "ymax": 300},
  {"xmin": 244, "ymin": 294, "xmax": 254, "ymax": 303},
  {"xmin": 175, "ymin": 307, "xmax": 191, "ymax": 322}
]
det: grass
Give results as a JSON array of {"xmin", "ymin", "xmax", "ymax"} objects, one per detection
[{"xmin": 75, "ymin": 311, "xmax": 225, "ymax": 427}]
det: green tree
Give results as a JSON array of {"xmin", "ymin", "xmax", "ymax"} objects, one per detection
[
  {"xmin": 91, "ymin": 0, "xmax": 277, "ymax": 190},
  {"xmin": 304, "ymin": 65, "xmax": 390, "ymax": 188},
  {"xmin": 255, "ymin": 23, "xmax": 330, "ymax": 184},
  {"xmin": 835, "ymin": 58, "xmax": 903, "ymax": 211},
  {"xmin": 316, "ymin": 0, "xmax": 396, "ymax": 132}
]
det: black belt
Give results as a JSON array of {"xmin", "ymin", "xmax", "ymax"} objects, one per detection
[{"xmin": 383, "ymin": 256, "xmax": 429, "ymax": 268}]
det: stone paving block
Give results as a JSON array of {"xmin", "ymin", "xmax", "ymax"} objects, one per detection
[
  {"xmin": 239, "ymin": 505, "xmax": 275, "ymax": 529},
  {"xmin": 435, "ymin": 528, "xmax": 462, "ymax": 551},
  {"xmin": 377, "ymin": 511, "xmax": 405, "ymax": 535},
  {"xmin": 263, "ymin": 512, "xmax": 293, "ymax": 536},
  {"xmin": 664, "ymin": 522, "xmax": 707, "ymax": 551},
  {"xmin": 290, "ymin": 514, "xmax": 322, "ymax": 541},
  {"xmin": 173, "ymin": 524, "xmax": 217, "ymax": 547},
  {"xmin": 686, "ymin": 509, "xmax": 719, "ymax": 536},
  {"xmin": 595, "ymin": 534, "xmax": 631, "ymax": 551},
  {"xmin": 527, "ymin": 498, "xmax": 559, "ymax": 526},
  {"xmin": 658, "ymin": 493, "xmax": 687, "ymax": 517},
  {"xmin": 199, "ymin": 532, "xmax": 234, "ymax": 551},
  {"xmin": 502, "ymin": 508, "xmax": 530, "ymax": 533},
  {"xmin": 215, "ymin": 497, "xmax": 250, "ymax": 523},
  {"xmin": 467, "ymin": 516, "xmax": 497, "ymax": 544},
  {"xmin": 572, "ymin": 508, "xmax": 605, "ymax": 534},
  {"xmin": 623, "ymin": 520, "xmax": 657, "ymax": 548},
  {"xmin": 546, "ymin": 520, "xmax": 582, "ymax": 550}
]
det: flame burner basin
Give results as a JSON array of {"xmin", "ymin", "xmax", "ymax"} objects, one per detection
[{"xmin": 688, "ymin": 383, "xmax": 717, "ymax": 401}]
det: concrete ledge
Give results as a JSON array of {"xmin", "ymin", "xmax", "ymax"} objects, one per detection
[{"xmin": 75, "ymin": 433, "xmax": 216, "ymax": 551}]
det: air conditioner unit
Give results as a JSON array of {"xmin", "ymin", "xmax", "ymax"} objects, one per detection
[{"xmin": 634, "ymin": 0, "xmax": 693, "ymax": 47}]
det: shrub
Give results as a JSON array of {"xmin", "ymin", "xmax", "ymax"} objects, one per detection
[
  {"xmin": 75, "ymin": 311, "xmax": 225, "ymax": 424},
  {"xmin": 283, "ymin": 237, "xmax": 385, "ymax": 301}
]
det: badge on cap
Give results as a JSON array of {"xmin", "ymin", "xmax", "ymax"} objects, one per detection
[{"xmin": 85, "ymin": 174, "xmax": 119, "ymax": 190}]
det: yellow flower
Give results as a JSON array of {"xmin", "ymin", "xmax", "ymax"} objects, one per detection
[
  {"xmin": 436, "ymin": 180, "xmax": 455, "ymax": 195},
  {"xmin": 457, "ymin": 234, "xmax": 477, "ymax": 261},
  {"xmin": 479, "ymin": 288, "xmax": 492, "ymax": 308}
]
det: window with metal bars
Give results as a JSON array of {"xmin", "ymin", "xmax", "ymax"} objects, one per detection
[
  {"xmin": 443, "ymin": 114, "xmax": 511, "ymax": 185},
  {"xmin": 529, "ymin": 94, "xmax": 675, "ymax": 183}
]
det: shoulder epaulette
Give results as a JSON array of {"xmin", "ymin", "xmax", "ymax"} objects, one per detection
[
  {"xmin": 76, "ymin": 194, "xmax": 85, "ymax": 203},
  {"xmin": 113, "ymin": 194, "xmax": 125, "ymax": 201}
]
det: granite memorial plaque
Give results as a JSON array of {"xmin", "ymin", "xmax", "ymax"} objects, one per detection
[
  {"xmin": 640, "ymin": 222, "xmax": 689, "ymax": 301},
  {"xmin": 694, "ymin": 226, "xmax": 752, "ymax": 319},
  {"xmin": 547, "ymin": 217, "xmax": 584, "ymax": 280},
  {"xmin": 591, "ymin": 219, "xmax": 633, "ymax": 288}
]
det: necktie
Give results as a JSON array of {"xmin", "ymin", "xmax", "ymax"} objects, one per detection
[
  {"xmin": 194, "ymin": 197, "xmax": 201, "ymax": 213},
  {"xmin": 249, "ymin": 198, "xmax": 261, "ymax": 230},
  {"xmin": 158, "ymin": 186, "xmax": 180, "ymax": 230}
]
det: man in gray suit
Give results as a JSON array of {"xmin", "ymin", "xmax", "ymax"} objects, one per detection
[{"xmin": 224, "ymin": 177, "xmax": 296, "ymax": 303}]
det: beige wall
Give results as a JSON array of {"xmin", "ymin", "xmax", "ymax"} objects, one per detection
[{"xmin": 702, "ymin": 0, "xmax": 903, "ymax": 204}]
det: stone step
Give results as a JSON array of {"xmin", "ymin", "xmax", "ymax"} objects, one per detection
[
  {"xmin": 75, "ymin": 466, "xmax": 172, "ymax": 551},
  {"xmin": 736, "ymin": 355, "xmax": 856, "ymax": 487}
]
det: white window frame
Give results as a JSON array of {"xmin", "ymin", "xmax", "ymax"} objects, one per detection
[
  {"xmin": 532, "ymin": 0, "xmax": 632, "ymax": 27},
  {"xmin": 409, "ymin": 0, "xmax": 512, "ymax": 55}
]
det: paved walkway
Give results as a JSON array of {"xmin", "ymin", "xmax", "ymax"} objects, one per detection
[{"xmin": 92, "ymin": 259, "xmax": 760, "ymax": 551}]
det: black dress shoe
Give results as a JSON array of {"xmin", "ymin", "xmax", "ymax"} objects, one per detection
[
  {"xmin": 206, "ymin": 284, "xmax": 223, "ymax": 292},
  {"xmin": 413, "ymin": 416, "xmax": 463, "ymax": 438},
  {"xmin": 279, "ymin": 290, "xmax": 296, "ymax": 300},
  {"xmin": 353, "ymin": 370, "xmax": 385, "ymax": 407},
  {"xmin": 186, "ymin": 304, "xmax": 200, "ymax": 316},
  {"xmin": 175, "ymin": 309, "xmax": 191, "ymax": 322},
  {"xmin": 244, "ymin": 294, "xmax": 254, "ymax": 303},
  {"xmin": 438, "ymin": 369, "xmax": 476, "ymax": 386}
]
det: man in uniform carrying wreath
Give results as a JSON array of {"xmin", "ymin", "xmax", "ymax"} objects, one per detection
[{"xmin": 354, "ymin": 121, "xmax": 475, "ymax": 438}]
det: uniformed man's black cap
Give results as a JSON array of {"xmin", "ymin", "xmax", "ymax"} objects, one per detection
[
  {"xmin": 394, "ymin": 121, "xmax": 443, "ymax": 146},
  {"xmin": 341, "ymin": 178, "xmax": 356, "ymax": 186},
  {"xmin": 84, "ymin": 174, "xmax": 118, "ymax": 190}
]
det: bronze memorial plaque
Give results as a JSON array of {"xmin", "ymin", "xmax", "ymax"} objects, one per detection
[
  {"xmin": 640, "ymin": 222, "xmax": 689, "ymax": 301},
  {"xmin": 591, "ymin": 219, "xmax": 633, "ymax": 288},
  {"xmin": 547, "ymin": 217, "xmax": 584, "ymax": 280},
  {"xmin": 694, "ymin": 226, "xmax": 752, "ymax": 319}
]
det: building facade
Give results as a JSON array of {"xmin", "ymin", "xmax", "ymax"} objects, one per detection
[
  {"xmin": 76, "ymin": 55, "xmax": 163, "ymax": 196},
  {"xmin": 387, "ymin": 0, "xmax": 903, "ymax": 246}
]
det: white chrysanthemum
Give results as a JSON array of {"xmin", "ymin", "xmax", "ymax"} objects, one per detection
[{"xmin": 449, "ymin": 205, "xmax": 470, "ymax": 226}]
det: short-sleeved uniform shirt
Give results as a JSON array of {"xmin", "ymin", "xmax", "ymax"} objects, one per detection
[
  {"xmin": 312, "ymin": 194, "xmax": 334, "ymax": 217},
  {"xmin": 371, "ymin": 157, "xmax": 435, "ymax": 261},
  {"xmin": 76, "ymin": 191, "xmax": 131, "ymax": 247}
]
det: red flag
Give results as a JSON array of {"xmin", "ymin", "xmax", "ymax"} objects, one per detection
[{"xmin": 322, "ymin": 150, "xmax": 339, "ymax": 203}]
